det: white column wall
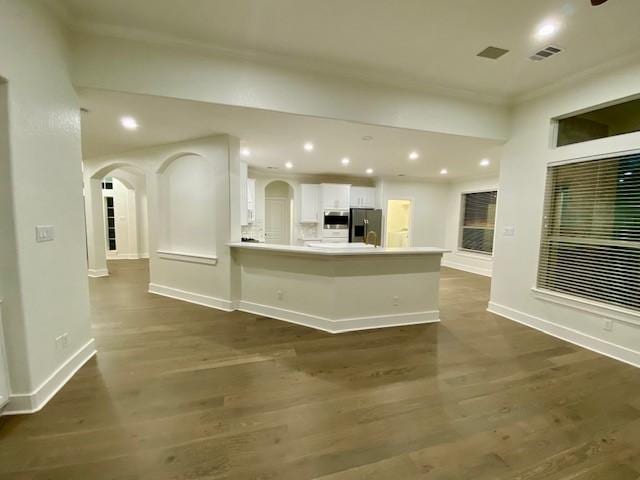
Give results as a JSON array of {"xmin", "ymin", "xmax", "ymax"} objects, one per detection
[{"xmin": 0, "ymin": 1, "xmax": 93, "ymax": 398}]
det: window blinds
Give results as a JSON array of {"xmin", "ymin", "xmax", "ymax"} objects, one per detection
[
  {"xmin": 460, "ymin": 191, "xmax": 497, "ymax": 254},
  {"xmin": 537, "ymin": 153, "xmax": 640, "ymax": 312}
]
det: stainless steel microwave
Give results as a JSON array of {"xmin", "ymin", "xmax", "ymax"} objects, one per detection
[{"xmin": 323, "ymin": 210, "xmax": 349, "ymax": 229}]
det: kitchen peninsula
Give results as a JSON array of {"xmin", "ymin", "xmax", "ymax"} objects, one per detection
[{"xmin": 229, "ymin": 242, "xmax": 448, "ymax": 333}]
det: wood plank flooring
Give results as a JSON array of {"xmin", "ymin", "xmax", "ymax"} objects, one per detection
[{"xmin": 1, "ymin": 259, "xmax": 639, "ymax": 479}]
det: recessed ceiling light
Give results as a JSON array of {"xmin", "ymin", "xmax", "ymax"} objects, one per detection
[
  {"xmin": 409, "ymin": 151, "xmax": 419, "ymax": 160},
  {"xmin": 285, "ymin": 161, "xmax": 293, "ymax": 169},
  {"xmin": 366, "ymin": 168, "xmax": 373, "ymax": 175},
  {"xmin": 440, "ymin": 168, "xmax": 448, "ymax": 175},
  {"xmin": 240, "ymin": 148, "xmax": 251, "ymax": 157},
  {"xmin": 341, "ymin": 157, "xmax": 350, "ymax": 166},
  {"xmin": 480, "ymin": 158, "xmax": 490, "ymax": 167},
  {"xmin": 535, "ymin": 21, "xmax": 559, "ymax": 40},
  {"xmin": 120, "ymin": 116, "xmax": 138, "ymax": 130},
  {"xmin": 303, "ymin": 142, "xmax": 314, "ymax": 151}
]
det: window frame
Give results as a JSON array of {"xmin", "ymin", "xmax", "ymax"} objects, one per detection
[
  {"xmin": 534, "ymin": 148, "xmax": 640, "ymax": 325},
  {"xmin": 458, "ymin": 189, "xmax": 498, "ymax": 256}
]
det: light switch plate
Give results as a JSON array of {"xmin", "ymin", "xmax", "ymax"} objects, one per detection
[
  {"xmin": 35, "ymin": 225, "xmax": 55, "ymax": 242},
  {"xmin": 503, "ymin": 226, "xmax": 516, "ymax": 237}
]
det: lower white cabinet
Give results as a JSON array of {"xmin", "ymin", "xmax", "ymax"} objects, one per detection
[
  {"xmin": 0, "ymin": 305, "xmax": 9, "ymax": 409},
  {"xmin": 300, "ymin": 184, "xmax": 320, "ymax": 222},
  {"xmin": 350, "ymin": 186, "xmax": 377, "ymax": 208}
]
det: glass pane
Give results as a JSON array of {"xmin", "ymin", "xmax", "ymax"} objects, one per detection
[
  {"xmin": 461, "ymin": 227, "xmax": 494, "ymax": 254},
  {"xmin": 557, "ymin": 97, "xmax": 640, "ymax": 147},
  {"xmin": 462, "ymin": 191, "xmax": 497, "ymax": 228}
]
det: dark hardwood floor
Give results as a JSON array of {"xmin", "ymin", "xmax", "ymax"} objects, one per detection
[{"xmin": 1, "ymin": 259, "xmax": 639, "ymax": 479}]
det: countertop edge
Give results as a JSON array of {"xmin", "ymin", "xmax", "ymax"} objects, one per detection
[{"xmin": 227, "ymin": 242, "xmax": 449, "ymax": 256}]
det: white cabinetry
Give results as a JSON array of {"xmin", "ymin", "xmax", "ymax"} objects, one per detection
[
  {"xmin": 240, "ymin": 162, "xmax": 255, "ymax": 226},
  {"xmin": 350, "ymin": 186, "xmax": 377, "ymax": 208},
  {"xmin": 247, "ymin": 178, "xmax": 256, "ymax": 224},
  {"xmin": 0, "ymin": 303, "xmax": 9, "ymax": 409},
  {"xmin": 321, "ymin": 183, "xmax": 350, "ymax": 210},
  {"xmin": 300, "ymin": 184, "xmax": 320, "ymax": 223}
]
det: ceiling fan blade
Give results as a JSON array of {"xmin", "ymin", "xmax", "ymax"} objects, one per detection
[{"xmin": 591, "ymin": 0, "xmax": 609, "ymax": 5}]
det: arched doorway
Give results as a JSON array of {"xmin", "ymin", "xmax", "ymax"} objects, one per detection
[
  {"xmin": 264, "ymin": 180, "xmax": 294, "ymax": 245},
  {"xmin": 85, "ymin": 163, "xmax": 147, "ymax": 276}
]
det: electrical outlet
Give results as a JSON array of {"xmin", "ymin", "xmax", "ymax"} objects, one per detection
[
  {"xmin": 392, "ymin": 296, "xmax": 399, "ymax": 306},
  {"xmin": 276, "ymin": 289, "xmax": 284, "ymax": 301},
  {"xmin": 604, "ymin": 319, "xmax": 613, "ymax": 332},
  {"xmin": 503, "ymin": 226, "xmax": 515, "ymax": 237}
]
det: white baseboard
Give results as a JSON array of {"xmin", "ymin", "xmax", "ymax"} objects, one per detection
[
  {"xmin": 442, "ymin": 259, "xmax": 492, "ymax": 277},
  {"xmin": 148, "ymin": 283, "xmax": 234, "ymax": 311},
  {"xmin": 88, "ymin": 268, "xmax": 109, "ymax": 278},
  {"xmin": 488, "ymin": 302, "xmax": 640, "ymax": 368},
  {"xmin": 2, "ymin": 338, "xmax": 97, "ymax": 415},
  {"xmin": 238, "ymin": 300, "xmax": 439, "ymax": 334},
  {"xmin": 106, "ymin": 253, "xmax": 143, "ymax": 260}
]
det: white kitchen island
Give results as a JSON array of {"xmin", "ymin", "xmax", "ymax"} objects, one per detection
[{"xmin": 229, "ymin": 242, "xmax": 448, "ymax": 333}]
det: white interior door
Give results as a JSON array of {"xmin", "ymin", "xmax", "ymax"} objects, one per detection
[{"xmin": 265, "ymin": 198, "xmax": 288, "ymax": 244}]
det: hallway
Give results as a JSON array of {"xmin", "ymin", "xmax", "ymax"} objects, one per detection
[{"xmin": 0, "ymin": 261, "xmax": 639, "ymax": 479}]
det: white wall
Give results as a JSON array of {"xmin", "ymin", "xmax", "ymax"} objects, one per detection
[
  {"xmin": 84, "ymin": 135, "xmax": 239, "ymax": 309},
  {"xmin": 490, "ymin": 59, "xmax": 640, "ymax": 367},
  {"xmin": 442, "ymin": 176, "xmax": 499, "ymax": 277},
  {"xmin": 70, "ymin": 31, "xmax": 508, "ymax": 142},
  {"xmin": 0, "ymin": 0, "xmax": 93, "ymax": 409},
  {"xmin": 158, "ymin": 154, "xmax": 216, "ymax": 256},
  {"xmin": 378, "ymin": 178, "xmax": 449, "ymax": 248}
]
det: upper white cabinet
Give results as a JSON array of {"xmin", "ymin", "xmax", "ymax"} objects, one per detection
[
  {"xmin": 350, "ymin": 186, "xmax": 377, "ymax": 208},
  {"xmin": 321, "ymin": 183, "xmax": 350, "ymax": 210},
  {"xmin": 240, "ymin": 161, "xmax": 249, "ymax": 226},
  {"xmin": 300, "ymin": 184, "xmax": 320, "ymax": 223},
  {"xmin": 247, "ymin": 178, "xmax": 256, "ymax": 224},
  {"xmin": 240, "ymin": 162, "xmax": 255, "ymax": 226}
]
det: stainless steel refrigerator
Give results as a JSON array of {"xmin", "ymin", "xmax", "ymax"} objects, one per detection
[{"xmin": 349, "ymin": 208, "xmax": 383, "ymax": 244}]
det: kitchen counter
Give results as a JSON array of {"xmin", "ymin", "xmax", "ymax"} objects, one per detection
[
  {"xmin": 229, "ymin": 242, "xmax": 448, "ymax": 333},
  {"xmin": 228, "ymin": 242, "xmax": 448, "ymax": 256}
]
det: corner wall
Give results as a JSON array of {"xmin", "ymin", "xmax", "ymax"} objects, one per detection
[
  {"xmin": 0, "ymin": 0, "xmax": 93, "ymax": 413},
  {"xmin": 84, "ymin": 135, "xmax": 239, "ymax": 311},
  {"xmin": 490, "ymin": 59, "xmax": 640, "ymax": 367}
]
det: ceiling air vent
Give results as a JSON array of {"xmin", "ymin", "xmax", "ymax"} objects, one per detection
[
  {"xmin": 477, "ymin": 46, "xmax": 510, "ymax": 60},
  {"xmin": 529, "ymin": 45, "xmax": 564, "ymax": 61}
]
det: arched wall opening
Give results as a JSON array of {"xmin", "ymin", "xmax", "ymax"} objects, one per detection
[
  {"xmin": 101, "ymin": 169, "xmax": 149, "ymax": 260},
  {"xmin": 156, "ymin": 153, "xmax": 216, "ymax": 257},
  {"xmin": 85, "ymin": 162, "xmax": 147, "ymax": 276},
  {"xmin": 264, "ymin": 180, "xmax": 294, "ymax": 245}
]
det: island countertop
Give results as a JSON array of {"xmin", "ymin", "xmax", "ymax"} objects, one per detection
[{"xmin": 228, "ymin": 242, "xmax": 449, "ymax": 256}]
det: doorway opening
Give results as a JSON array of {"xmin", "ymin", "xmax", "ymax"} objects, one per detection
[
  {"xmin": 386, "ymin": 199, "xmax": 412, "ymax": 247},
  {"xmin": 264, "ymin": 180, "xmax": 294, "ymax": 245}
]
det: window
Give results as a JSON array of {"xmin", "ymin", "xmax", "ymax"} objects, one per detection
[
  {"xmin": 556, "ymin": 97, "xmax": 640, "ymax": 147},
  {"xmin": 105, "ymin": 196, "xmax": 116, "ymax": 251},
  {"xmin": 459, "ymin": 191, "xmax": 497, "ymax": 254},
  {"xmin": 537, "ymin": 152, "xmax": 640, "ymax": 312}
]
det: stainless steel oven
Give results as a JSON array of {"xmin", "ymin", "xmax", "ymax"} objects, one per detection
[{"xmin": 323, "ymin": 210, "xmax": 349, "ymax": 230}]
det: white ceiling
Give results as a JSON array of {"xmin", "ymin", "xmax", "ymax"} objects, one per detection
[
  {"xmin": 60, "ymin": 0, "xmax": 640, "ymax": 102},
  {"xmin": 78, "ymin": 88, "xmax": 502, "ymax": 180}
]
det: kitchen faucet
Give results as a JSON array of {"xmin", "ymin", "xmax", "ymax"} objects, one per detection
[{"xmin": 364, "ymin": 230, "xmax": 379, "ymax": 247}]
